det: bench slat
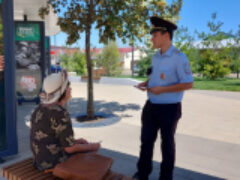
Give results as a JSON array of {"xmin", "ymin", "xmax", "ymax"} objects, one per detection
[
  {"xmin": 25, "ymin": 171, "xmax": 56, "ymax": 180},
  {"xmin": 18, "ymin": 168, "xmax": 47, "ymax": 180},
  {"xmin": 9, "ymin": 163, "xmax": 35, "ymax": 180},
  {"xmin": 2, "ymin": 158, "xmax": 32, "ymax": 170},
  {"xmin": 1, "ymin": 158, "xmax": 133, "ymax": 180},
  {"xmin": 2, "ymin": 159, "xmax": 32, "ymax": 179},
  {"xmin": 1, "ymin": 158, "xmax": 56, "ymax": 180}
]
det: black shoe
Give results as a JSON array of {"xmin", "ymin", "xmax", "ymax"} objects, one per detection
[{"xmin": 132, "ymin": 172, "xmax": 148, "ymax": 180}]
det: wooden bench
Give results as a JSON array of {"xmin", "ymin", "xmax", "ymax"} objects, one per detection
[{"xmin": 1, "ymin": 158, "xmax": 133, "ymax": 180}]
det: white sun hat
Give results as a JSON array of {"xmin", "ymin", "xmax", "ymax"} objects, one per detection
[{"xmin": 40, "ymin": 70, "xmax": 69, "ymax": 104}]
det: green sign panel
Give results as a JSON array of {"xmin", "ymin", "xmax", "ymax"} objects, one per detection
[
  {"xmin": 15, "ymin": 23, "xmax": 40, "ymax": 41},
  {"xmin": 45, "ymin": 37, "xmax": 49, "ymax": 49},
  {"xmin": 0, "ymin": 0, "xmax": 2, "ymax": 4}
]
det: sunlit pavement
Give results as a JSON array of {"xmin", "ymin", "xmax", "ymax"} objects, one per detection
[{"xmin": 1, "ymin": 77, "xmax": 240, "ymax": 180}]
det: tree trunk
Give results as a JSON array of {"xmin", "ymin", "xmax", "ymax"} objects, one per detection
[
  {"xmin": 85, "ymin": 0, "xmax": 94, "ymax": 119},
  {"xmin": 131, "ymin": 44, "xmax": 134, "ymax": 77}
]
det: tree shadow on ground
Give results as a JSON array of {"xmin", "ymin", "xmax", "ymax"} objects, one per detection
[
  {"xmin": 69, "ymin": 98, "xmax": 141, "ymax": 127},
  {"xmin": 99, "ymin": 148, "xmax": 226, "ymax": 180},
  {"xmin": 3, "ymin": 104, "xmax": 229, "ymax": 180},
  {"xmin": 68, "ymin": 97, "xmax": 141, "ymax": 118}
]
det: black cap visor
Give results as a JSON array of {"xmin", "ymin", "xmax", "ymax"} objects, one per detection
[{"xmin": 150, "ymin": 27, "xmax": 168, "ymax": 34}]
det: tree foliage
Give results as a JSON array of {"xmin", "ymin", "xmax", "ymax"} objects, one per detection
[
  {"xmin": 59, "ymin": 53, "xmax": 74, "ymax": 72},
  {"xmin": 174, "ymin": 26, "xmax": 201, "ymax": 73},
  {"xmin": 96, "ymin": 42, "xmax": 122, "ymax": 76},
  {"xmin": 229, "ymin": 25, "xmax": 240, "ymax": 78},
  {"xmin": 136, "ymin": 54, "xmax": 152, "ymax": 77},
  {"xmin": 197, "ymin": 13, "xmax": 231, "ymax": 80},
  {"xmin": 72, "ymin": 52, "xmax": 87, "ymax": 75},
  {"xmin": 40, "ymin": 0, "xmax": 183, "ymax": 119},
  {"xmin": 40, "ymin": 0, "xmax": 182, "ymax": 45},
  {"xmin": 60, "ymin": 52, "xmax": 86, "ymax": 75}
]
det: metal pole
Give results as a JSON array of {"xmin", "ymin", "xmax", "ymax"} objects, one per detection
[{"xmin": 0, "ymin": 0, "xmax": 18, "ymax": 158}]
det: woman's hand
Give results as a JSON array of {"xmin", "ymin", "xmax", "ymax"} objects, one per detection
[
  {"xmin": 75, "ymin": 138, "xmax": 88, "ymax": 144},
  {"xmin": 65, "ymin": 141, "xmax": 101, "ymax": 154},
  {"xmin": 75, "ymin": 143, "xmax": 101, "ymax": 153}
]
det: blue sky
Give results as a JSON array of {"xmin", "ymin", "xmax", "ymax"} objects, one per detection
[{"xmin": 51, "ymin": 0, "xmax": 240, "ymax": 48}]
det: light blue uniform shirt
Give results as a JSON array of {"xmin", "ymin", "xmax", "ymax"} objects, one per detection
[{"xmin": 148, "ymin": 45, "xmax": 193, "ymax": 104}]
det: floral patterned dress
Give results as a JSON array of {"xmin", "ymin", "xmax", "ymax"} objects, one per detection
[{"xmin": 30, "ymin": 104, "xmax": 75, "ymax": 171}]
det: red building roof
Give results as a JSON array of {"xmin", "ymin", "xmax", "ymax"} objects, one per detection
[{"xmin": 50, "ymin": 46, "xmax": 136, "ymax": 56}]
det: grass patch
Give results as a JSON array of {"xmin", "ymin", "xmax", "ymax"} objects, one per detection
[
  {"xmin": 193, "ymin": 77, "xmax": 240, "ymax": 92},
  {"xmin": 114, "ymin": 75, "xmax": 240, "ymax": 92}
]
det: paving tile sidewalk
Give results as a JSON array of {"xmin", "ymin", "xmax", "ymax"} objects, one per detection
[{"xmin": 1, "ymin": 78, "xmax": 240, "ymax": 180}]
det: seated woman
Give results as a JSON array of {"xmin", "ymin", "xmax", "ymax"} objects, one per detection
[{"xmin": 30, "ymin": 70, "xmax": 100, "ymax": 171}]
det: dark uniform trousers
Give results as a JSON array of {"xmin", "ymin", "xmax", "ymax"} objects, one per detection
[{"xmin": 137, "ymin": 100, "xmax": 182, "ymax": 180}]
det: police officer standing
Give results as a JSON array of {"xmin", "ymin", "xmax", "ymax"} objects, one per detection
[{"xmin": 133, "ymin": 17, "xmax": 194, "ymax": 180}]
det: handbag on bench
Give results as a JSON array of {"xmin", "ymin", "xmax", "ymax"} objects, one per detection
[{"xmin": 45, "ymin": 152, "xmax": 113, "ymax": 180}]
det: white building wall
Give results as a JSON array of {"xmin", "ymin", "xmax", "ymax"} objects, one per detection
[
  {"xmin": 122, "ymin": 49, "xmax": 147, "ymax": 70},
  {"xmin": 121, "ymin": 49, "xmax": 147, "ymax": 75}
]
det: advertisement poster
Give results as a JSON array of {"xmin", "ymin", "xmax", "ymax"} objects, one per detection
[
  {"xmin": 0, "ymin": 0, "xmax": 6, "ymax": 151},
  {"xmin": 15, "ymin": 22, "xmax": 43, "ymax": 103}
]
